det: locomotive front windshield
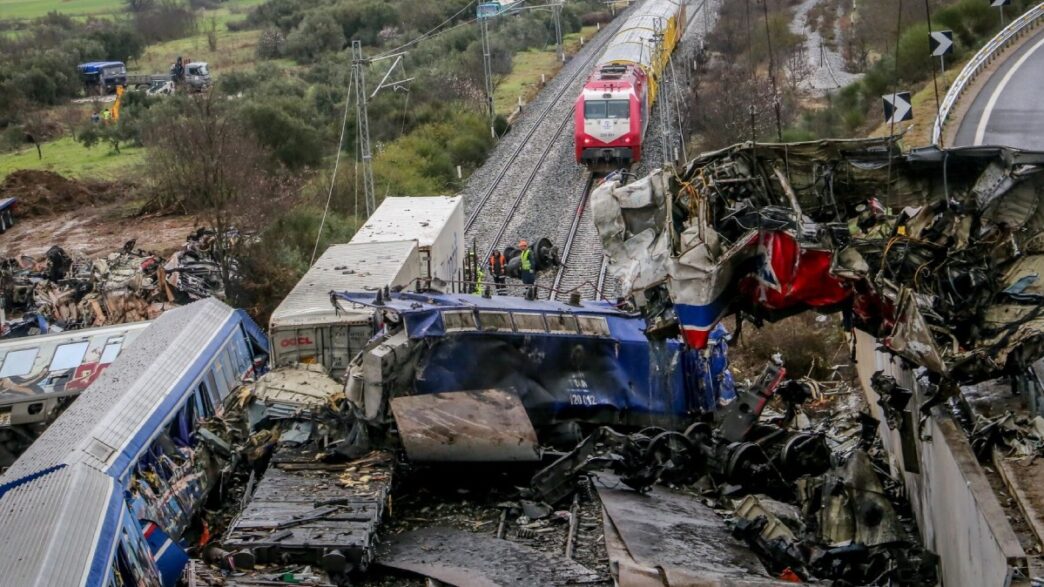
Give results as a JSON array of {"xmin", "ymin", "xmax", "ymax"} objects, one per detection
[{"xmin": 584, "ymin": 99, "xmax": 629, "ymax": 119}]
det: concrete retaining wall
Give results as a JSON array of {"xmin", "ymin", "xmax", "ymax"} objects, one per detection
[{"xmin": 854, "ymin": 331, "xmax": 1028, "ymax": 586}]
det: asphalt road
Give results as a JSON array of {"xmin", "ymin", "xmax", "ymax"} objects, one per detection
[{"xmin": 952, "ymin": 25, "xmax": 1044, "ymax": 149}]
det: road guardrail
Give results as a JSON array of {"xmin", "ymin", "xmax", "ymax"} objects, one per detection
[{"xmin": 932, "ymin": 2, "xmax": 1044, "ymax": 145}]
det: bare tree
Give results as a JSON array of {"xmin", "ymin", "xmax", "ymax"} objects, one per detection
[{"xmin": 143, "ymin": 94, "xmax": 292, "ymax": 286}]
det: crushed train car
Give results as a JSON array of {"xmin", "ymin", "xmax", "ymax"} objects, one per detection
[
  {"xmin": 336, "ymin": 291, "xmax": 736, "ymax": 458},
  {"xmin": 592, "ymin": 139, "xmax": 1044, "ymax": 383},
  {"xmin": 0, "ymin": 298, "xmax": 268, "ymax": 586}
]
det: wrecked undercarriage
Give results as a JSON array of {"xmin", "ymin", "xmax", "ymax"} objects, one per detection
[{"xmin": 592, "ymin": 139, "xmax": 1044, "ymax": 386}]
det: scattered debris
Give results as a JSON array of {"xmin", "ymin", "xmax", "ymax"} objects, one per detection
[{"xmin": 0, "ymin": 229, "xmax": 226, "ymax": 336}]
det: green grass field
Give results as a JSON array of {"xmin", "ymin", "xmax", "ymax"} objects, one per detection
[
  {"xmin": 0, "ymin": 136, "xmax": 144, "ymax": 181},
  {"xmin": 0, "ymin": 0, "xmax": 264, "ymax": 21},
  {"xmin": 0, "ymin": 0, "xmax": 122, "ymax": 20},
  {"xmin": 493, "ymin": 26, "xmax": 597, "ymax": 116}
]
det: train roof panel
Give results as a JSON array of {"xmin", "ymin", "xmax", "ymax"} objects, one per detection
[
  {"xmin": 0, "ymin": 197, "xmax": 15, "ymax": 211},
  {"xmin": 596, "ymin": 0, "xmax": 683, "ymax": 69},
  {"xmin": 352, "ymin": 196, "xmax": 462, "ymax": 248},
  {"xmin": 270, "ymin": 240, "xmax": 419, "ymax": 327},
  {"xmin": 0, "ymin": 463, "xmax": 121, "ymax": 587},
  {"xmin": 0, "ymin": 298, "xmax": 259, "ymax": 483}
]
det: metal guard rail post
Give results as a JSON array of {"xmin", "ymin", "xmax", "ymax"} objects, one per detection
[{"xmin": 932, "ymin": 2, "xmax": 1044, "ymax": 145}]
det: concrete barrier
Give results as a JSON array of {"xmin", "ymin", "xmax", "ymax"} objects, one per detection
[{"xmin": 854, "ymin": 331, "xmax": 1029, "ymax": 586}]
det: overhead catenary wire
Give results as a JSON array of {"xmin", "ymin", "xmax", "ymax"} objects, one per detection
[
  {"xmin": 759, "ymin": 0, "xmax": 783, "ymax": 141},
  {"xmin": 310, "ymin": 74, "xmax": 354, "ymax": 266},
  {"xmin": 371, "ymin": 1, "xmax": 479, "ymax": 60},
  {"xmin": 923, "ymin": 0, "xmax": 942, "ymax": 146},
  {"xmin": 744, "ymin": 0, "xmax": 757, "ymax": 142}
]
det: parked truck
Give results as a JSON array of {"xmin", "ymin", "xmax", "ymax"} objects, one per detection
[{"xmin": 77, "ymin": 59, "xmax": 212, "ymax": 95}]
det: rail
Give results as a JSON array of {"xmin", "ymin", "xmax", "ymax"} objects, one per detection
[
  {"xmin": 932, "ymin": 2, "xmax": 1044, "ymax": 145},
  {"xmin": 550, "ymin": 174, "xmax": 596, "ymax": 296},
  {"xmin": 463, "ymin": 17, "xmax": 620, "ymax": 234}
]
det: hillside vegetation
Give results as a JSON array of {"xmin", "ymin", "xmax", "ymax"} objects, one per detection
[{"xmin": 0, "ymin": 0, "xmax": 612, "ymax": 320}]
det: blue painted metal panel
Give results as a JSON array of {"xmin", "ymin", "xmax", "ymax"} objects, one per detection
[
  {"xmin": 86, "ymin": 482, "xmax": 123, "ymax": 587},
  {"xmin": 110, "ymin": 314, "xmax": 236, "ymax": 482}
]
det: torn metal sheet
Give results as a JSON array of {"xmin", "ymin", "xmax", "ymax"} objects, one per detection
[
  {"xmin": 595, "ymin": 474, "xmax": 775, "ymax": 584},
  {"xmin": 376, "ymin": 526, "xmax": 604, "ymax": 586},
  {"xmin": 390, "ymin": 389, "xmax": 539, "ymax": 462}
]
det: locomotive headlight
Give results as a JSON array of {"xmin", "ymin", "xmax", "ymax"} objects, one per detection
[
  {"xmin": 622, "ymin": 135, "xmax": 629, "ymax": 144},
  {"xmin": 584, "ymin": 137, "xmax": 591, "ymax": 144}
]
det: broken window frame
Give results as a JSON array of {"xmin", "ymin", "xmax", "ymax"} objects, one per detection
[
  {"xmin": 546, "ymin": 314, "xmax": 580, "ymax": 335},
  {"xmin": 442, "ymin": 310, "xmax": 478, "ymax": 333},
  {"xmin": 512, "ymin": 312, "xmax": 547, "ymax": 334},
  {"xmin": 577, "ymin": 316, "xmax": 611, "ymax": 337},
  {"xmin": 477, "ymin": 311, "xmax": 513, "ymax": 333}
]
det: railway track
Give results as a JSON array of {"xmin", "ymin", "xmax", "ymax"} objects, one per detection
[
  {"xmin": 462, "ymin": 3, "xmax": 634, "ymax": 266},
  {"xmin": 548, "ymin": 175, "xmax": 614, "ymax": 302}
]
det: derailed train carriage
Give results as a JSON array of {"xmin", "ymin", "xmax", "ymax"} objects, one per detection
[
  {"xmin": 575, "ymin": 0, "xmax": 686, "ymax": 168},
  {"xmin": 0, "ymin": 299, "xmax": 268, "ymax": 587}
]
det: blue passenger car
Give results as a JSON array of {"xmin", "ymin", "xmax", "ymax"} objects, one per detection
[{"xmin": 0, "ymin": 298, "xmax": 268, "ymax": 587}]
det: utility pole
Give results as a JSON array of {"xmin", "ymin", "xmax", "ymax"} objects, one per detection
[
  {"xmin": 552, "ymin": 0, "xmax": 565, "ymax": 63},
  {"xmin": 352, "ymin": 41, "xmax": 376, "ymax": 218},
  {"xmin": 478, "ymin": 10, "xmax": 496, "ymax": 138}
]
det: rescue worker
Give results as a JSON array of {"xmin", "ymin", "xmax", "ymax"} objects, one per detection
[
  {"xmin": 519, "ymin": 239, "xmax": 535, "ymax": 298},
  {"xmin": 488, "ymin": 249, "xmax": 507, "ymax": 294},
  {"xmin": 473, "ymin": 264, "xmax": 485, "ymax": 295}
]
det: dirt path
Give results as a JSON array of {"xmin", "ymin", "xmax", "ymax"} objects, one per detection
[
  {"xmin": 1, "ymin": 202, "xmax": 199, "ymax": 258},
  {"xmin": 789, "ymin": 0, "xmax": 862, "ymax": 94}
]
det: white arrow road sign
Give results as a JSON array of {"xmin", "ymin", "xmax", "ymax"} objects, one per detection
[
  {"xmin": 930, "ymin": 30, "xmax": 953, "ymax": 56},
  {"xmin": 882, "ymin": 92, "xmax": 913, "ymax": 124}
]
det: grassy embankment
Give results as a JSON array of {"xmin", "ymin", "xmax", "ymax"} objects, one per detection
[{"xmin": 493, "ymin": 25, "xmax": 597, "ymax": 116}]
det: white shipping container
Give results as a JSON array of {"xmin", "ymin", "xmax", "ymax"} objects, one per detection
[
  {"xmin": 352, "ymin": 196, "xmax": 464, "ymax": 287},
  {"xmin": 269, "ymin": 240, "xmax": 420, "ymax": 377}
]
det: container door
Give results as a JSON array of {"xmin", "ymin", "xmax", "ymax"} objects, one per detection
[{"xmin": 329, "ymin": 325, "xmax": 351, "ymax": 376}]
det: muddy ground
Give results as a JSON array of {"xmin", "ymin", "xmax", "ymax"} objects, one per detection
[{"xmin": 1, "ymin": 170, "xmax": 198, "ymax": 258}]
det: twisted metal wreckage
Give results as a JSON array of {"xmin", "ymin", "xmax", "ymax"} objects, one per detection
[
  {"xmin": 0, "ymin": 229, "xmax": 226, "ymax": 337},
  {"xmin": 592, "ymin": 138, "xmax": 1044, "ymax": 389}
]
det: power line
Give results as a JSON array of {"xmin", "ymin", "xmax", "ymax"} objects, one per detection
[
  {"xmin": 310, "ymin": 72, "xmax": 354, "ymax": 266},
  {"xmin": 372, "ymin": 1, "xmax": 478, "ymax": 60}
]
